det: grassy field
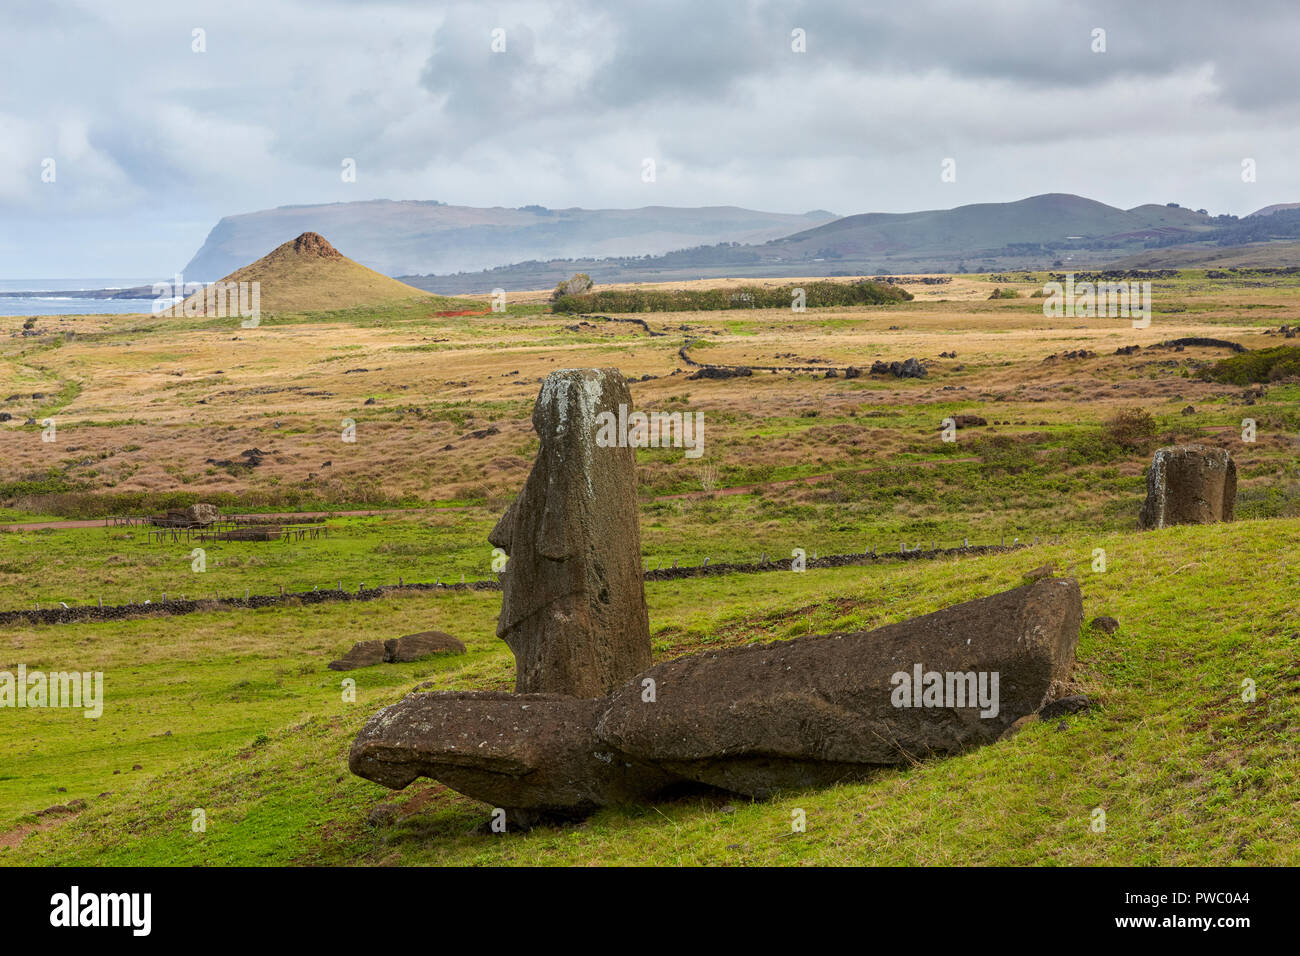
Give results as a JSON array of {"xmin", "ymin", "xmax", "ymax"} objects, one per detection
[
  {"xmin": 1, "ymin": 269, "xmax": 1297, "ymax": 865},
  {"xmin": 2, "ymin": 520, "xmax": 1295, "ymax": 865}
]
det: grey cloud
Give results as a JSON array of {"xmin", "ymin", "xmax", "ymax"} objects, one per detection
[{"xmin": 1, "ymin": 0, "xmax": 1298, "ymax": 276}]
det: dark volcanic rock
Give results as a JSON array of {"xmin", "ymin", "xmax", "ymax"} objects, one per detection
[
  {"xmin": 1138, "ymin": 444, "xmax": 1236, "ymax": 529},
  {"xmin": 870, "ymin": 358, "xmax": 927, "ymax": 378},
  {"xmin": 385, "ymin": 630, "xmax": 466, "ymax": 662},
  {"xmin": 488, "ymin": 368, "xmax": 651, "ymax": 696},
  {"xmin": 1090, "ymin": 615, "xmax": 1119, "ymax": 634},
  {"xmin": 1039, "ymin": 694, "xmax": 1091, "ymax": 719},
  {"xmin": 688, "ymin": 365, "xmax": 752, "ymax": 380},
  {"xmin": 597, "ymin": 577, "xmax": 1081, "ymax": 797},
  {"xmin": 329, "ymin": 640, "xmax": 388, "ymax": 671},
  {"xmin": 349, "ymin": 691, "xmax": 674, "ymax": 822},
  {"xmin": 350, "ymin": 578, "xmax": 1083, "ymax": 812},
  {"xmin": 897, "ymin": 357, "xmax": 926, "ymax": 378},
  {"xmin": 943, "ymin": 414, "xmax": 987, "ymax": 428}
]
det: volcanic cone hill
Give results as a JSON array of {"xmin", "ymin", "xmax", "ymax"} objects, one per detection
[{"xmin": 181, "ymin": 232, "xmax": 434, "ymax": 314}]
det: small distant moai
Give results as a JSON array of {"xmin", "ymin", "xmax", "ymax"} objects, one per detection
[
  {"xmin": 1139, "ymin": 444, "xmax": 1236, "ymax": 529},
  {"xmin": 489, "ymin": 368, "xmax": 651, "ymax": 697}
]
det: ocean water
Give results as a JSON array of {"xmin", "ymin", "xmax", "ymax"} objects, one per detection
[{"xmin": 0, "ymin": 278, "xmax": 163, "ymax": 317}]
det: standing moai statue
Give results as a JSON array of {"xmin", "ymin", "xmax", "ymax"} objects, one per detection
[
  {"xmin": 488, "ymin": 368, "xmax": 651, "ymax": 697},
  {"xmin": 1139, "ymin": 444, "xmax": 1236, "ymax": 529}
]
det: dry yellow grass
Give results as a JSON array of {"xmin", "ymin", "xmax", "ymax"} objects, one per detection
[{"xmin": 0, "ymin": 272, "xmax": 1292, "ymax": 510}]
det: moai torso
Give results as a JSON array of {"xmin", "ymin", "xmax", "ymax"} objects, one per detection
[{"xmin": 489, "ymin": 368, "xmax": 651, "ymax": 697}]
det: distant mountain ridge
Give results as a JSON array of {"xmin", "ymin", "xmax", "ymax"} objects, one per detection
[
  {"xmin": 182, "ymin": 201, "xmax": 838, "ymax": 279},
  {"xmin": 183, "ymin": 194, "xmax": 1299, "ymax": 295},
  {"xmin": 399, "ymin": 193, "xmax": 1267, "ymax": 293},
  {"xmin": 764, "ymin": 194, "xmax": 1219, "ymax": 262}
]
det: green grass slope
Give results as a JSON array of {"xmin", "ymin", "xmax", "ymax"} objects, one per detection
[{"xmin": 3, "ymin": 518, "xmax": 1295, "ymax": 866}]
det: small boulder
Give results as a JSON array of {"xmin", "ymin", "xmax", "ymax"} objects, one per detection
[
  {"xmin": 367, "ymin": 805, "xmax": 398, "ymax": 828},
  {"xmin": 689, "ymin": 365, "xmax": 752, "ymax": 380},
  {"xmin": 185, "ymin": 503, "xmax": 219, "ymax": 526},
  {"xmin": 1039, "ymin": 695, "xmax": 1092, "ymax": 720},
  {"xmin": 384, "ymin": 630, "xmax": 466, "ymax": 662},
  {"xmin": 1090, "ymin": 615, "xmax": 1119, "ymax": 634},
  {"xmin": 329, "ymin": 640, "xmax": 388, "ymax": 671},
  {"xmin": 1023, "ymin": 563, "xmax": 1056, "ymax": 582}
]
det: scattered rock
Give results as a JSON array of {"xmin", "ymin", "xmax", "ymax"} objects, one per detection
[
  {"xmin": 689, "ymin": 365, "xmax": 752, "ymax": 380},
  {"xmin": 1039, "ymin": 695, "xmax": 1092, "ymax": 720},
  {"xmin": 384, "ymin": 631, "xmax": 466, "ymax": 663},
  {"xmin": 184, "ymin": 503, "xmax": 219, "ymax": 527},
  {"xmin": 870, "ymin": 358, "xmax": 926, "ymax": 378},
  {"xmin": 328, "ymin": 640, "xmax": 388, "ymax": 671},
  {"xmin": 367, "ymin": 805, "xmax": 398, "ymax": 828},
  {"xmin": 1022, "ymin": 563, "xmax": 1056, "ymax": 582},
  {"xmin": 1090, "ymin": 615, "xmax": 1119, "ymax": 634}
]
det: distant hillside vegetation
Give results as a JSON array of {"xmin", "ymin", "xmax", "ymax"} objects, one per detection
[{"xmin": 552, "ymin": 280, "xmax": 911, "ymax": 313}]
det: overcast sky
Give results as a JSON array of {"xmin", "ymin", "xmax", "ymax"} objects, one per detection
[{"xmin": 3, "ymin": 0, "xmax": 1298, "ymax": 278}]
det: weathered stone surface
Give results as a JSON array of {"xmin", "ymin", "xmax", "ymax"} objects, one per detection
[
  {"xmin": 597, "ymin": 577, "xmax": 1081, "ymax": 797},
  {"xmin": 329, "ymin": 632, "xmax": 467, "ymax": 670},
  {"xmin": 328, "ymin": 640, "xmax": 387, "ymax": 671},
  {"xmin": 385, "ymin": 630, "xmax": 466, "ymax": 662},
  {"xmin": 944, "ymin": 414, "xmax": 987, "ymax": 428},
  {"xmin": 1139, "ymin": 444, "xmax": 1236, "ymax": 529},
  {"xmin": 350, "ymin": 578, "xmax": 1083, "ymax": 812},
  {"xmin": 688, "ymin": 365, "xmax": 752, "ymax": 380},
  {"xmin": 186, "ymin": 503, "xmax": 219, "ymax": 526},
  {"xmin": 348, "ymin": 691, "xmax": 673, "ymax": 821},
  {"xmin": 488, "ymin": 368, "xmax": 651, "ymax": 697}
]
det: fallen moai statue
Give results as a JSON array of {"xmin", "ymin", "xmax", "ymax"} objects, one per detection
[
  {"xmin": 349, "ymin": 366, "xmax": 1083, "ymax": 826},
  {"xmin": 329, "ymin": 630, "xmax": 466, "ymax": 671},
  {"xmin": 1138, "ymin": 444, "xmax": 1236, "ymax": 529},
  {"xmin": 350, "ymin": 577, "xmax": 1083, "ymax": 823}
]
